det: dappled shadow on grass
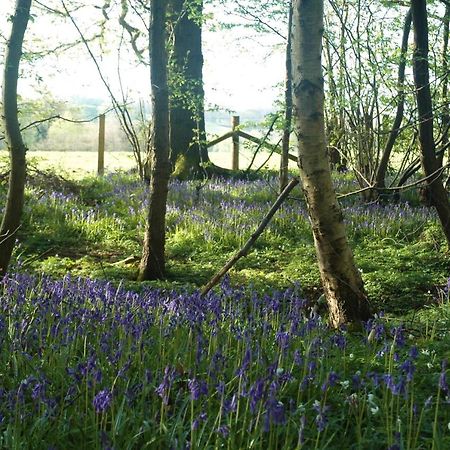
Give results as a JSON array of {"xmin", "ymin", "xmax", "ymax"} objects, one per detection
[{"xmin": 4, "ymin": 170, "xmax": 448, "ymax": 321}]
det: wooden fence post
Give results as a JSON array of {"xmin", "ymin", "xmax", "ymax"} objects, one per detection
[
  {"xmin": 232, "ymin": 115, "xmax": 240, "ymax": 170},
  {"xmin": 97, "ymin": 114, "xmax": 106, "ymax": 176}
]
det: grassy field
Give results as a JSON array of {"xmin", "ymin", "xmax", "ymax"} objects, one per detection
[
  {"xmin": 0, "ymin": 163, "xmax": 449, "ymax": 448},
  {"xmin": 26, "ymin": 144, "xmax": 297, "ymax": 176}
]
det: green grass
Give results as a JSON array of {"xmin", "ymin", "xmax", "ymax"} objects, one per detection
[
  {"xmin": 1, "ymin": 168, "xmax": 447, "ymax": 317},
  {"xmin": 0, "ymin": 167, "xmax": 449, "ymax": 449}
]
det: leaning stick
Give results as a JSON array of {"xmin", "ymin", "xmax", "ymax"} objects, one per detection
[{"xmin": 201, "ymin": 177, "xmax": 300, "ymax": 296}]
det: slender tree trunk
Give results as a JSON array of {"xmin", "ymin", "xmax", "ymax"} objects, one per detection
[
  {"xmin": 374, "ymin": 8, "xmax": 412, "ymax": 194},
  {"xmin": 279, "ymin": 0, "xmax": 293, "ymax": 193},
  {"xmin": 438, "ymin": 2, "xmax": 450, "ymax": 168},
  {"xmin": 411, "ymin": 0, "xmax": 450, "ymax": 247},
  {"xmin": 0, "ymin": 0, "xmax": 32, "ymax": 277},
  {"xmin": 169, "ymin": 0, "xmax": 209, "ymax": 179},
  {"xmin": 138, "ymin": 0, "xmax": 171, "ymax": 280},
  {"xmin": 292, "ymin": 0, "xmax": 372, "ymax": 327}
]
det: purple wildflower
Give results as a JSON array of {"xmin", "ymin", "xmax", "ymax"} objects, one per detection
[
  {"xmin": 31, "ymin": 382, "xmax": 46, "ymax": 401},
  {"xmin": 293, "ymin": 349, "xmax": 303, "ymax": 366},
  {"xmin": 216, "ymin": 425, "xmax": 229, "ymax": 438},
  {"xmin": 331, "ymin": 333, "xmax": 346, "ymax": 349},
  {"xmin": 439, "ymin": 360, "xmax": 448, "ymax": 395},
  {"xmin": 322, "ymin": 371, "xmax": 339, "ymax": 391},
  {"xmin": 313, "ymin": 400, "xmax": 329, "ymax": 432},
  {"xmin": 409, "ymin": 346, "xmax": 419, "ymax": 359},
  {"xmin": 223, "ymin": 394, "xmax": 237, "ymax": 415},
  {"xmin": 392, "ymin": 326, "xmax": 406, "ymax": 347},
  {"xmin": 400, "ymin": 359, "xmax": 416, "ymax": 382},
  {"xmin": 235, "ymin": 347, "xmax": 252, "ymax": 377},
  {"xmin": 155, "ymin": 366, "xmax": 176, "ymax": 405},
  {"xmin": 249, "ymin": 378, "xmax": 265, "ymax": 413},
  {"xmin": 352, "ymin": 372, "xmax": 362, "ymax": 389},
  {"xmin": 188, "ymin": 378, "xmax": 208, "ymax": 401},
  {"xmin": 93, "ymin": 389, "xmax": 112, "ymax": 413},
  {"xmin": 275, "ymin": 330, "xmax": 290, "ymax": 351},
  {"xmin": 263, "ymin": 382, "xmax": 286, "ymax": 431},
  {"xmin": 192, "ymin": 412, "xmax": 207, "ymax": 430},
  {"xmin": 216, "ymin": 381, "xmax": 225, "ymax": 396}
]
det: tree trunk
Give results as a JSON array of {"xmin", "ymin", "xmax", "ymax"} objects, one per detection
[
  {"xmin": 169, "ymin": 0, "xmax": 209, "ymax": 179},
  {"xmin": 279, "ymin": 0, "xmax": 293, "ymax": 193},
  {"xmin": 438, "ymin": 1, "xmax": 450, "ymax": 168},
  {"xmin": 373, "ymin": 8, "xmax": 412, "ymax": 195},
  {"xmin": 292, "ymin": 0, "xmax": 372, "ymax": 327},
  {"xmin": 138, "ymin": 0, "xmax": 171, "ymax": 281},
  {"xmin": 411, "ymin": 0, "xmax": 450, "ymax": 247},
  {"xmin": 0, "ymin": 0, "xmax": 32, "ymax": 278}
]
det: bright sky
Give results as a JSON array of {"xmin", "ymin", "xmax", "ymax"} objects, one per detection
[{"xmin": 0, "ymin": 1, "xmax": 286, "ymax": 113}]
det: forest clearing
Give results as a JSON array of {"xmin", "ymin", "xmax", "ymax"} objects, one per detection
[{"xmin": 1, "ymin": 0, "xmax": 450, "ymax": 449}]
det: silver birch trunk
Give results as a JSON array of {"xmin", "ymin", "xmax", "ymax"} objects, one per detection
[{"xmin": 292, "ymin": 0, "xmax": 372, "ymax": 327}]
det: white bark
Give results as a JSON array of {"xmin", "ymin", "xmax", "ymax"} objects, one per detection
[{"xmin": 292, "ymin": 0, "xmax": 371, "ymax": 326}]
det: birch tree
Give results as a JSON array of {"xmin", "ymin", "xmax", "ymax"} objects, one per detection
[{"xmin": 292, "ymin": 0, "xmax": 372, "ymax": 326}]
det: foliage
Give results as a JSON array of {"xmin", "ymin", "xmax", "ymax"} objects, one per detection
[
  {"xmin": 0, "ymin": 273, "xmax": 449, "ymax": 448},
  {"xmin": 1, "ymin": 166, "xmax": 449, "ymax": 447},
  {"xmin": 1, "ymin": 170, "xmax": 448, "ymax": 315}
]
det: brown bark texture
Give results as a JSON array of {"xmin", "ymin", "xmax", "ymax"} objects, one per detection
[
  {"xmin": 138, "ymin": 0, "xmax": 171, "ymax": 280},
  {"xmin": 292, "ymin": 0, "xmax": 372, "ymax": 327},
  {"xmin": 0, "ymin": 0, "xmax": 32, "ymax": 277},
  {"xmin": 169, "ymin": 0, "xmax": 209, "ymax": 178},
  {"xmin": 411, "ymin": 0, "xmax": 450, "ymax": 247},
  {"xmin": 438, "ymin": 2, "xmax": 450, "ymax": 168},
  {"xmin": 374, "ymin": 8, "xmax": 412, "ymax": 193}
]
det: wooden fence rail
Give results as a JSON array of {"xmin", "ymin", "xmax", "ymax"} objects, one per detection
[
  {"xmin": 96, "ymin": 114, "xmax": 296, "ymax": 175},
  {"xmin": 206, "ymin": 115, "xmax": 297, "ymax": 169}
]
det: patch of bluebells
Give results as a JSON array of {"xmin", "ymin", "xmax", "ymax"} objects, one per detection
[
  {"xmin": 0, "ymin": 273, "xmax": 449, "ymax": 448},
  {"xmin": 20, "ymin": 173, "xmax": 440, "ymax": 266}
]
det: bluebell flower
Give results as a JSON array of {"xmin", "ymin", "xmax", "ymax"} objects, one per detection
[
  {"xmin": 331, "ymin": 333, "xmax": 346, "ymax": 350},
  {"xmin": 409, "ymin": 346, "xmax": 419, "ymax": 359},
  {"xmin": 155, "ymin": 366, "xmax": 176, "ymax": 405},
  {"xmin": 400, "ymin": 359, "xmax": 416, "ymax": 382},
  {"xmin": 249, "ymin": 379, "xmax": 265, "ymax": 413},
  {"xmin": 93, "ymin": 389, "xmax": 112, "ymax": 413},
  {"xmin": 293, "ymin": 349, "xmax": 303, "ymax": 366},
  {"xmin": 188, "ymin": 378, "xmax": 208, "ymax": 401},
  {"xmin": 313, "ymin": 400, "xmax": 329, "ymax": 432},
  {"xmin": 322, "ymin": 371, "xmax": 339, "ymax": 391},
  {"xmin": 192, "ymin": 412, "xmax": 207, "ymax": 430},
  {"xmin": 392, "ymin": 326, "xmax": 406, "ymax": 347},
  {"xmin": 223, "ymin": 394, "xmax": 237, "ymax": 415},
  {"xmin": 216, "ymin": 425, "xmax": 229, "ymax": 438}
]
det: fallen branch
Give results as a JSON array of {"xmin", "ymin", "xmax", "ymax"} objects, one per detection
[{"xmin": 201, "ymin": 177, "xmax": 300, "ymax": 296}]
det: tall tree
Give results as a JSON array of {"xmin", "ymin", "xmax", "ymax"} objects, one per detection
[
  {"xmin": 169, "ymin": 0, "xmax": 210, "ymax": 178},
  {"xmin": 292, "ymin": 0, "xmax": 372, "ymax": 327},
  {"xmin": 279, "ymin": 0, "xmax": 293, "ymax": 193},
  {"xmin": 0, "ymin": 0, "xmax": 32, "ymax": 277},
  {"xmin": 411, "ymin": 0, "xmax": 450, "ymax": 247},
  {"xmin": 138, "ymin": 0, "xmax": 171, "ymax": 280},
  {"xmin": 438, "ymin": 0, "xmax": 450, "ymax": 168},
  {"xmin": 373, "ymin": 7, "xmax": 412, "ymax": 196}
]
